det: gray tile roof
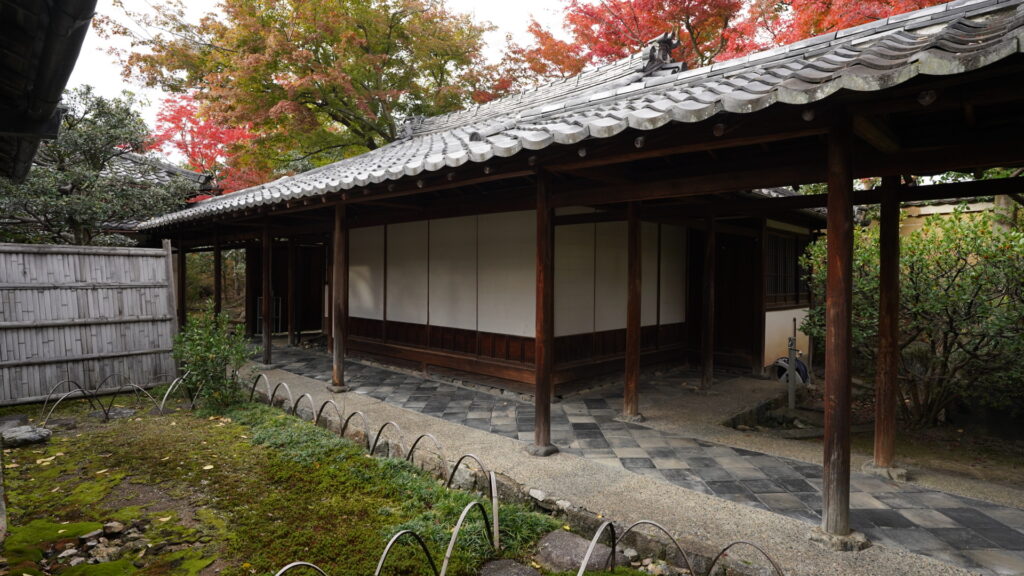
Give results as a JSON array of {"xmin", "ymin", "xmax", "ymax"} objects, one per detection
[
  {"xmin": 101, "ymin": 152, "xmax": 213, "ymax": 190},
  {"xmin": 141, "ymin": 0, "xmax": 1024, "ymax": 230}
]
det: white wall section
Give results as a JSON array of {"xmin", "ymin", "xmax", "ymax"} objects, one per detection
[
  {"xmin": 386, "ymin": 221, "xmax": 428, "ymax": 324},
  {"xmin": 555, "ymin": 223, "xmax": 596, "ymax": 336},
  {"xmin": 478, "ymin": 211, "xmax": 536, "ymax": 337},
  {"xmin": 349, "ymin": 213, "xmax": 687, "ymax": 340},
  {"xmin": 349, "ymin": 226, "xmax": 385, "ymax": 320},
  {"xmin": 764, "ymin": 308, "xmax": 810, "ymax": 368},
  {"xmin": 428, "ymin": 216, "xmax": 478, "ymax": 330}
]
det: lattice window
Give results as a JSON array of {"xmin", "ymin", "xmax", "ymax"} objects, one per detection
[{"xmin": 765, "ymin": 233, "xmax": 810, "ymax": 308}]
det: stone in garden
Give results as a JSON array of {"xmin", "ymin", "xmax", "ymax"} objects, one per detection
[
  {"xmin": 47, "ymin": 418, "xmax": 77, "ymax": 430},
  {"xmin": 479, "ymin": 559, "xmax": 540, "ymax": 576},
  {"xmin": 79, "ymin": 529, "xmax": 102, "ymax": 544},
  {"xmin": 57, "ymin": 548, "xmax": 78, "ymax": 560},
  {"xmin": 90, "ymin": 545, "xmax": 121, "ymax": 563},
  {"xmin": 1, "ymin": 425, "xmax": 51, "ymax": 447},
  {"xmin": 103, "ymin": 521, "xmax": 125, "ymax": 536},
  {"xmin": 0, "ymin": 414, "xmax": 28, "ymax": 433},
  {"xmin": 534, "ymin": 530, "xmax": 628, "ymax": 573},
  {"xmin": 89, "ymin": 407, "xmax": 136, "ymax": 421},
  {"xmin": 69, "ymin": 558, "xmax": 86, "ymax": 567}
]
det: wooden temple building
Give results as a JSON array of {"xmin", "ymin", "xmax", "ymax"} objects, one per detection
[{"xmin": 141, "ymin": 0, "xmax": 1024, "ymax": 539}]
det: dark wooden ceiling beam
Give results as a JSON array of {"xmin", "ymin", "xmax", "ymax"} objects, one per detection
[
  {"xmin": 853, "ymin": 115, "xmax": 901, "ymax": 153},
  {"xmin": 545, "ymin": 109, "xmax": 831, "ymax": 174}
]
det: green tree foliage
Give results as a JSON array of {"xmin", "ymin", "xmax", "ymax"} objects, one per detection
[
  {"xmin": 97, "ymin": 0, "xmax": 496, "ymax": 173},
  {"xmin": 0, "ymin": 86, "xmax": 190, "ymax": 245},
  {"xmin": 173, "ymin": 302, "xmax": 255, "ymax": 413},
  {"xmin": 801, "ymin": 207, "xmax": 1024, "ymax": 427}
]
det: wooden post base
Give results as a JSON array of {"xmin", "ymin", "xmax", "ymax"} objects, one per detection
[{"xmin": 525, "ymin": 443, "xmax": 559, "ymax": 457}]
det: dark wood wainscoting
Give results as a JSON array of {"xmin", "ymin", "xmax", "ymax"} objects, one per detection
[{"xmin": 347, "ymin": 318, "xmax": 688, "ymax": 389}]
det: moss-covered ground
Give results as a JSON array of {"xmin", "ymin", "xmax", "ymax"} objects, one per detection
[{"xmin": 3, "ymin": 401, "xmax": 560, "ymax": 576}]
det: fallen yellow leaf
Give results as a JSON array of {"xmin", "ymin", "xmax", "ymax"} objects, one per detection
[
  {"xmin": 96, "ymin": 469, "xmax": 109, "ymax": 475},
  {"xmin": 158, "ymin": 516, "xmax": 171, "ymax": 522},
  {"xmin": 202, "ymin": 465, "xmax": 214, "ymax": 470},
  {"xmin": 5, "ymin": 463, "xmax": 18, "ymax": 469},
  {"xmin": 161, "ymin": 457, "xmax": 170, "ymax": 461},
  {"xmin": 58, "ymin": 529, "xmax": 67, "ymax": 534}
]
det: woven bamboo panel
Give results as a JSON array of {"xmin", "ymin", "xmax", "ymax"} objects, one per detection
[{"xmin": 0, "ymin": 243, "xmax": 176, "ymax": 404}]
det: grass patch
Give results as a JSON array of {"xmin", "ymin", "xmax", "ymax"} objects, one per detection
[{"xmin": 4, "ymin": 401, "xmax": 558, "ymax": 576}]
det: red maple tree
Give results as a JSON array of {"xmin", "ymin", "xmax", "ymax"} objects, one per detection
[
  {"xmin": 499, "ymin": 0, "xmax": 948, "ymax": 89},
  {"xmin": 150, "ymin": 94, "xmax": 266, "ymax": 194}
]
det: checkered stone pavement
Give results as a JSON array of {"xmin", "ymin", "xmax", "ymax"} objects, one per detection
[{"xmin": 268, "ymin": 347, "xmax": 1024, "ymax": 576}]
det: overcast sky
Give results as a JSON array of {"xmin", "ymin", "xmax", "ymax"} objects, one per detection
[{"xmin": 67, "ymin": 0, "xmax": 566, "ymax": 128}]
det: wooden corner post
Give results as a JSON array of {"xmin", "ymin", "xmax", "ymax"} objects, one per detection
[
  {"xmin": 700, "ymin": 210, "xmax": 717, "ymax": 389},
  {"xmin": 287, "ymin": 238, "xmax": 297, "ymax": 346},
  {"xmin": 261, "ymin": 222, "xmax": 273, "ymax": 365},
  {"xmin": 213, "ymin": 234, "xmax": 222, "ymax": 315},
  {"xmin": 874, "ymin": 176, "xmax": 901, "ymax": 469},
  {"xmin": 823, "ymin": 122, "xmax": 854, "ymax": 536},
  {"xmin": 244, "ymin": 242, "xmax": 257, "ymax": 338},
  {"xmin": 176, "ymin": 239, "xmax": 187, "ymax": 330},
  {"xmin": 331, "ymin": 204, "xmax": 349, "ymax": 391},
  {"xmin": 529, "ymin": 171, "xmax": 558, "ymax": 456},
  {"xmin": 624, "ymin": 202, "xmax": 642, "ymax": 419}
]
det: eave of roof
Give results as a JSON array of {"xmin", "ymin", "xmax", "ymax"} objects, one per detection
[
  {"xmin": 140, "ymin": 0, "xmax": 1024, "ymax": 231},
  {"xmin": 0, "ymin": 0, "xmax": 98, "ymax": 182}
]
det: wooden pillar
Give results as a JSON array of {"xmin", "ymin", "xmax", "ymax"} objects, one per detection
[
  {"xmin": 244, "ymin": 242, "xmax": 257, "ymax": 337},
  {"xmin": 163, "ymin": 239, "xmax": 179, "ymax": 337},
  {"xmin": 331, "ymin": 205, "xmax": 349, "ymax": 390},
  {"xmin": 874, "ymin": 176, "xmax": 901, "ymax": 469},
  {"xmin": 823, "ymin": 123, "xmax": 854, "ymax": 536},
  {"xmin": 261, "ymin": 223, "xmax": 273, "ymax": 365},
  {"xmin": 213, "ymin": 236, "xmax": 223, "ymax": 315},
  {"xmin": 753, "ymin": 219, "xmax": 768, "ymax": 376},
  {"xmin": 529, "ymin": 171, "xmax": 558, "ymax": 456},
  {"xmin": 176, "ymin": 241, "xmax": 187, "ymax": 329},
  {"xmin": 700, "ymin": 212, "xmax": 717, "ymax": 389},
  {"xmin": 325, "ymin": 237, "xmax": 333, "ymax": 349},
  {"xmin": 624, "ymin": 202, "xmax": 642, "ymax": 418},
  {"xmin": 287, "ymin": 238, "xmax": 297, "ymax": 346}
]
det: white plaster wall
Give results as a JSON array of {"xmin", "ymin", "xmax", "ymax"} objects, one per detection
[
  {"xmin": 642, "ymin": 223, "xmax": 659, "ymax": 326},
  {"xmin": 386, "ymin": 221, "xmax": 428, "ymax": 324},
  {"xmin": 659, "ymin": 225, "xmax": 687, "ymax": 324},
  {"xmin": 555, "ymin": 223, "xmax": 596, "ymax": 337},
  {"xmin": 428, "ymin": 216, "xmax": 478, "ymax": 330},
  {"xmin": 764, "ymin": 308, "xmax": 811, "ymax": 368},
  {"xmin": 478, "ymin": 211, "xmax": 535, "ymax": 337},
  {"xmin": 594, "ymin": 221, "xmax": 627, "ymax": 331},
  {"xmin": 349, "ymin": 226, "xmax": 385, "ymax": 320}
]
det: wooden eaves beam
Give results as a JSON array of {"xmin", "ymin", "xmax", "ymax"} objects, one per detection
[{"xmin": 721, "ymin": 176, "xmax": 1024, "ymax": 216}]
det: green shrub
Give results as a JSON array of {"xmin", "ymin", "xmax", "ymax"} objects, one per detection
[
  {"xmin": 172, "ymin": 301, "xmax": 254, "ymax": 413},
  {"xmin": 801, "ymin": 206, "xmax": 1024, "ymax": 426}
]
